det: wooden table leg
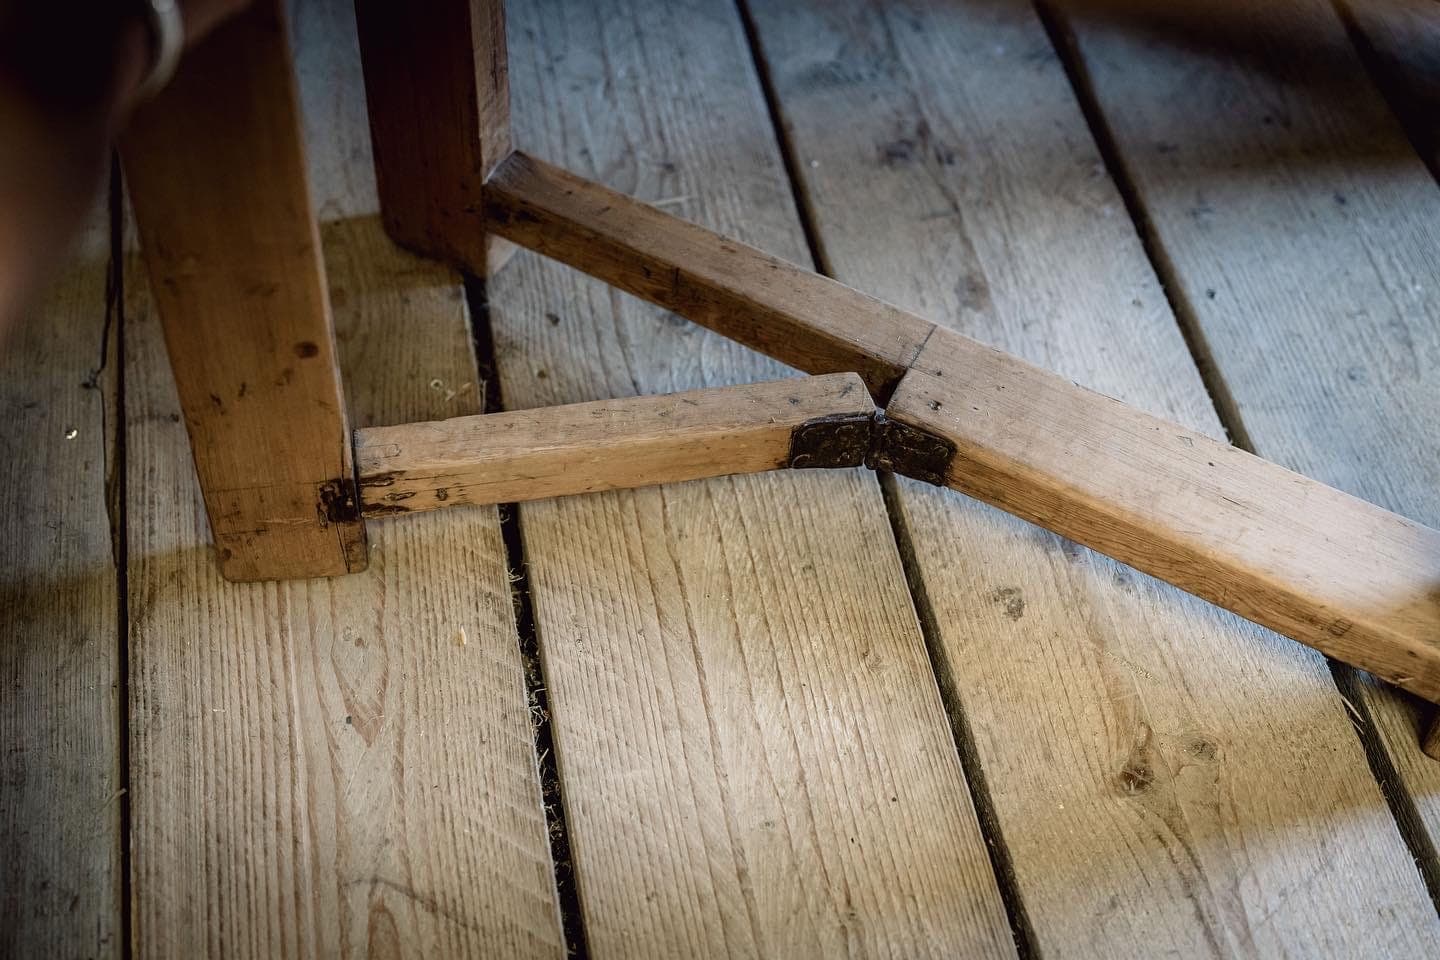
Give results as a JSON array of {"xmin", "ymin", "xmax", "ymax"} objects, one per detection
[
  {"xmin": 353, "ymin": 0, "xmax": 516, "ymax": 276},
  {"xmin": 122, "ymin": 0, "xmax": 367, "ymax": 581}
]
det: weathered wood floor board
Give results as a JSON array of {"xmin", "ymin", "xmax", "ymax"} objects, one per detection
[
  {"xmin": 0, "ymin": 214, "xmax": 121, "ymax": 956},
  {"xmin": 493, "ymin": 0, "xmax": 1016, "ymax": 955},
  {"xmin": 122, "ymin": 2, "xmax": 563, "ymax": 956},
  {"xmin": 748, "ymin": 0, "xmax": 1440, "ymax": 954},
  {"xmin": 1342, "ymin": 0, "xmax": 1440, "ymax": 846},
  {"xmin": 1052, "ymin": 0, "xmax": 1440, "ymax": 881}
]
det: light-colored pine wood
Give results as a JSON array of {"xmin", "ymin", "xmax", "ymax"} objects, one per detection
[
  {"xmin": 353, "ymin": 0, "xmax": 516, "ymax": 276},
  {"xmin": 356, "ymin": 373, "xmax": 872, "ymax": 515},
  {"xmin": 483, "ymin": 150, "xmax": 935, "ymax": 400},
  {"xmin": 496, "ymin": 0, "xmax": 1015, "ymax": 954},
  {"xmin": 890, "ymin": 326, "xmax": 1440, "ymax": 697},
  {"xmin": 121, "ymin": 0, "xmax": 365, "ymax": 582},
  {"xmin": 0, "ymin": 215, "xmax": 120, "ymax": 956},
  {"xmin": 1058, "ymin": 0, "xmax": 1440, "ymax": 851},
  {"xmin": 123, "ymin": 1, "xmax": 565, "ymax": 955},
  {"xmin": 747, "ymin": 0, "xmax": 1440, "ymax": 953}
]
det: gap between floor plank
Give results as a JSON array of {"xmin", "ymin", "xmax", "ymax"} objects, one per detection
[
  {"xmin": 496, "ymin": 1, "xmax": 1018, "ymax": 952},
  {"xmin": 110, "ymin": 158, "xmax": 135, "ymax": 960},
  {"xmin": 742, "ymin": 0, "xmax": 1440, "ymax": 951},
  {"xmin": 733, "ymin": 2, "xmax": 1036, "ymax": 950},
  {"xmin": 467, "ymin": 275, "xmax": 591, "ymax": 960}
]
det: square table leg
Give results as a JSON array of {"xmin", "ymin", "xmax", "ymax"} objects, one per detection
[
  {"xmin": 122, "ymin": 0, "xmax": 367, "ymax": 581},
  {"xmin": 354, "ymin": 0, "xmax": 515, "ymax": 276}
]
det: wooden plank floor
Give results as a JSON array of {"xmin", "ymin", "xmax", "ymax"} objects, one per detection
[
  {"xmin": 0, "ymin": 207, "xmax": 120, "ymax": 957},
  {"xmin": 4, "ymin": 0, "xmax": 1440, "ymax": 956},
  {"xmin": 748, "ymin": 0, "xmax": 1440, "ymax": 954},
  {"xmin": 1052, "ymin": 0, "xmax": 1440, "ymax": 900}
]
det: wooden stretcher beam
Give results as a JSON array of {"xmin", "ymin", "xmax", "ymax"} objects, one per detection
[
  {"xmin": 480, "ymin": 153, "xmax": 1440, "ymax": 705},
  {"xmin": 354, "ymin": 373, "xmax": 874, "ymax": 516}
]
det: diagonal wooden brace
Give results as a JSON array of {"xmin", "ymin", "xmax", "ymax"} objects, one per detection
[
  {"xmin": 475, "ymin": 149, "xmax": 1440, "ymax": 715},
  {"xmin": 353, "ymin": 373, "xmax": 875, "ymax": 515},
  {"xmin": 885, "ymin": 329, "xmax": 1440, "ymax": 703}
]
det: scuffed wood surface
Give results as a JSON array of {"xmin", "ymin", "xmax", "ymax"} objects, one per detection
[
  {"xmin": 122, "ymin": 0, "xmax": 365, "ymax": 581},
  {"xmin": 8, "ymin": 0, "xmax": 1440, "ymax": 955},
  {"xmin": 356, "ymin": 373, "xmax": 873, "ymax": 514},
  {"xmin": 889, "ymin": 326, "xmax": 1440, "ymax": 702}
]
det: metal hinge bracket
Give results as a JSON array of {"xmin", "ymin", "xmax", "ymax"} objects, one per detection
[
  {"xmin": 787, "ymin": 411, "xmax": 874, "ymax": 470},
  {"xmin": 788, "ymin": 410, "xmax": 955, "ymax": 485}
]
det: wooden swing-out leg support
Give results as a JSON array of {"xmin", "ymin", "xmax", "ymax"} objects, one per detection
[{"xmin": 123, "ymin": 0, "xmax": 1440, "ymax": 754}]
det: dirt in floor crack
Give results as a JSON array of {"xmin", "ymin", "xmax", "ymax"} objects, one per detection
[{"xmin": 467, "ymin": 275, "xmax": 590, "ymax": 958}]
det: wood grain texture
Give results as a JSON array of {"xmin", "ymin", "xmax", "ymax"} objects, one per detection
[
  {"xmin": 1346, "ymin": 0, "xmax": 1440, "ymax": 765},
  {"xmin": 0, "ymin": 217, "xmax": 120, "ymax": 956},
  {"xmin": 891, "ymin": 327, "xmax": 1440, "ymax": 698},
  {"xmin": 356, "ymin": 373, "xmax": 872, "ymax": 515},
  {"xmin": 353, "ymin": 0, "xmax": 516, "ymax": 275},
  {"xmin": 747, "ymin": 0, "xmax": 1440, "ymax": 953},
  {"xmin": 121, "ymin": 0, "xmax": 365, "ymax": 581},
  {"xmin": 1055, "ymin": 0, "xmax": 1440, "ymax": 858},
  {"xmin": 123, "ymin": 1, "xmax": 564, "ymax": 955},
  {"xmin": 483, "ymin": 151, "xmax": 935, "ymax": 400},
  {"xmin": 495, "ymin": 0, "xmax": 1015, "ymax": 955}
]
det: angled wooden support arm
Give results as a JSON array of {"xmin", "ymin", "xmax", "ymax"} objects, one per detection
[
  {"xmin": 887, "ymin": 328, "xmax": 1440, "ymax": 703},
  {"xmin": 353, "ymin": 373, "xmax": 874, "ymax": 515},
  {"xmin": 478, "ymin": 150, "xmax": 1440, "ymax": 709},
  {"xmin": 482, "ymin": 151, "xmax": 933, "ymax": 401}
]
